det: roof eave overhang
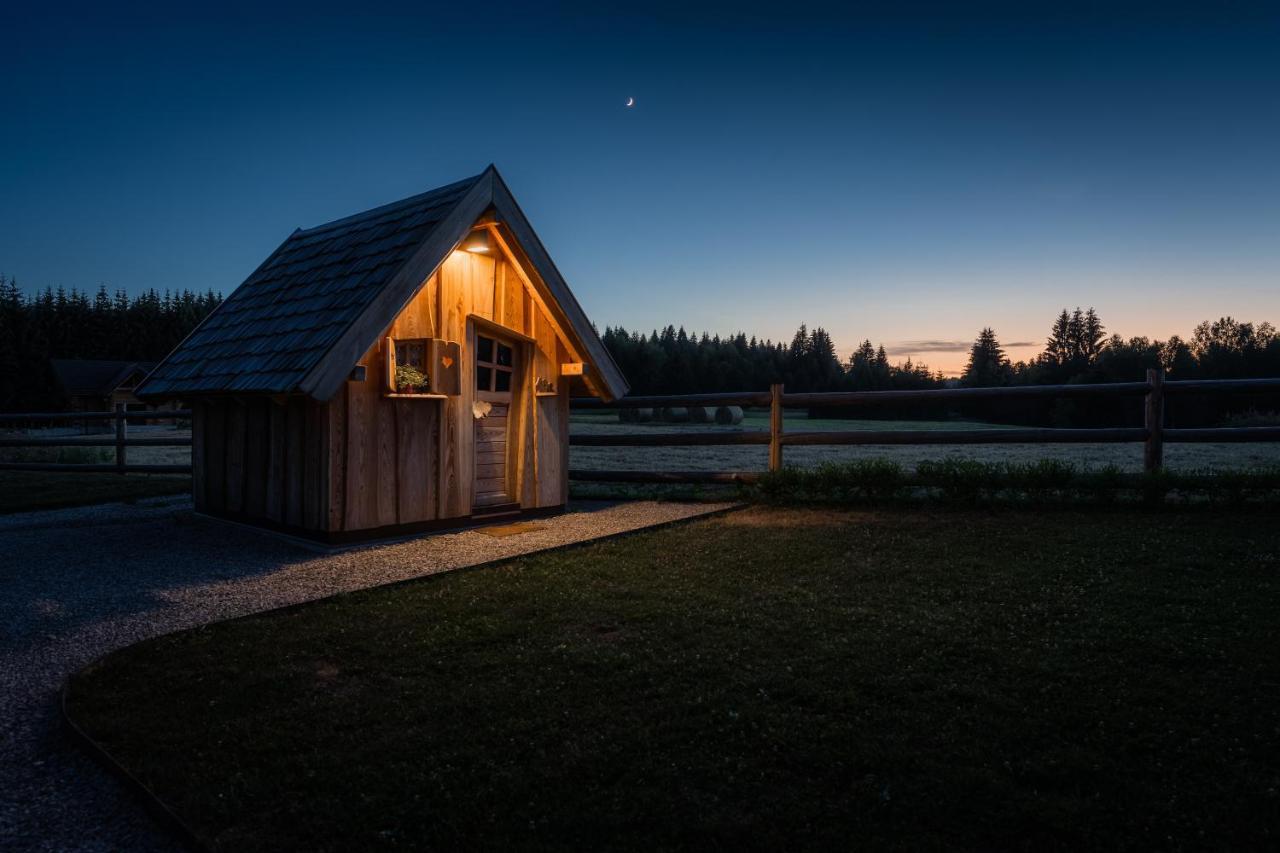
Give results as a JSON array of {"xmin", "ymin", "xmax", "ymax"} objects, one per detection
[{"xmin": 489, "ymin": 171, "xmax": 629, "ymax": 402}]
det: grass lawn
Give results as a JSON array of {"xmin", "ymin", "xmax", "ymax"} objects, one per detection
[
  {"xmin": 0, "ymin": 471, "xmax": 190, "ymax": 514},
  {"xmin": 66, "ymin": 507, "xmax": 1280, "ymax": 850}
]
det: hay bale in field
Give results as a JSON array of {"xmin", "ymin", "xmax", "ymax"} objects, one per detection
[
  {"xmin": 634, "ymin": 407, "xmax": 655, "ymax": 423},
  {"xmin": 661, "ymin": 406, "xmax": 690, "ymax": 423},
  {"xmin": 687, "ymin": 406, "xmax": 713, "ymax": 423},
  {"xmin": 715, "ymin": 405, "xmax": 744, "ymax": 425}
]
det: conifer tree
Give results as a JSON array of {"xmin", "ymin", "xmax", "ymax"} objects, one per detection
[{"xmin": 961, "ymin": 328, "xmax": 1012, "ymax": 387}]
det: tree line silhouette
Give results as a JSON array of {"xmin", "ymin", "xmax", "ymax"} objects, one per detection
[
  {"xmin": 1, "ymin": 273, "xmax": 1274, "ymax": 427},
  {"xmin": 604, "ymin": 308, "xmax": 1280, "ymax": 426},
  {"xmin": 0, "ymin": 277, "xmax": 223, "ymax": 411},
  {"xmin": 953, "ymin": 310, "xmax": 1280, "ymax": 426},
  {"xmin": 600, "ymin": 324, "xmax": 941, "ymax": 397}
]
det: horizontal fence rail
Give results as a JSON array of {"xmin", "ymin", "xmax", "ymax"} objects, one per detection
[
  {"xmin": 1164, "ymin": 427, "xmax": 1280, "ymax": 443},
  {"xmin": 781, "ymin": 383, "xmax": 1150, "ymax": 406},
  {"xmin": 569, "ymin": 391, "xmax": 771, "ymax": 409},
  {"xmin": 0, "ymin": 463, "xmax": 193, "ymax": 474},
  {"xmin": 567, "ymin": 470, "xmax": 764, "ymax": 484},
  {"xmin": 0, "ymin": 405, "xmax": 193, "ymax": 474},
  {"xmin": 0, "ymin": 437, "xmax": 193, "ymax": 448},
  {"xmin": 779, "ymin": 428, "xmax": 1149, "ymax": 446},
  {"xmin": 569, "ymin": 373, "xmax": 1280, "ymax": 484},
  {"xmin": 569, "ymin": 432, "xmax": 771, "ymax": 447},
  {"xmin": 1163, "ymin": 378, "xmax": 1280, "ymax": 395},
  {"xmin": 0, "ymin": 409, "xmax": 191, "ymax": 422}
]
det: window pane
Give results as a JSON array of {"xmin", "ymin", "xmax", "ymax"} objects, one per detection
[
  {"xmin": 396, "ymin": 341, "xmax": 425, "ymax": 368},
  {"xmin": 496, "ymin": 343, "xmax": 513, "ymax": 366},
  {"xmin": 494, "ymin": 369, "xmax": 511, "ymax": 393},
  {"xmin": 476, "ymin": 366, "xmax": 492, "ymax": 391},
  {"xmin": 477, "ymin": 336, "xmax": 494, "ymax": 363}
]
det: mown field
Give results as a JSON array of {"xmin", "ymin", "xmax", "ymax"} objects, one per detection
[
  {"xmin": 67, "ymin": 506, "xmax": 1280, "ymax": 851},
  {"xmin": 569, "ymin": 410, "xmax": 1280, "ymax": 473}
]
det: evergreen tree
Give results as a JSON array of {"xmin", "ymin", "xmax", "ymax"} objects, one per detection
[
  {"xmin": 1045, "ymin": 309, "xmax": 1072, "ymax": 367},
  {"xmin": 1081, "ymin": 308, "xmax": 1106, "ymax": 364},
  {"xmin": 961, "ymin": 328, "xmax": 1012, "ymax": 387},
  {"xmin": 0, "ymin": 283, "xmax": 223, "ymax": 411}
]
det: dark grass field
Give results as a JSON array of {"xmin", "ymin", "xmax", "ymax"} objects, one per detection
[
  {"xmin": 0, "ymin": 471, "xmax": 190, "ymax": 514},
  {"xmin": 66, "ymin": 506, "xmax": 1280, "ymax": 851}
]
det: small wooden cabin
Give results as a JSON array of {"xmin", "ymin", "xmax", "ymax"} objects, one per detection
[
  {"xmin": 137, "ymin": 166, "xmax": 627, "ymax": 542},
  {"xmin": 51, "ymin": 359, "xmax": 160, "ymax": 414}
]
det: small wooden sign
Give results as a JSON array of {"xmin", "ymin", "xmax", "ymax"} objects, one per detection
[{"xmin": 560, "ymin": 362, "xmax": 587, "ymax": 376}]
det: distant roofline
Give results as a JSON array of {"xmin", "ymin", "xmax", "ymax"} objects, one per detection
[{"xmin": 50, "ymin": 358, "xmax": 156, "ymax": 395}]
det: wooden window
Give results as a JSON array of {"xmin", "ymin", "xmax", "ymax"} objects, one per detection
[
  {"xmin": 475, "ymin": 335, "xmax": 514, "ymax": 393},
  {"xmin": 395, "ymin": 339, "xmax": 428, "ymax": 370},
  {"xmin": 385, "ymin": 336, "xmax": 434, "ymax": 394}
]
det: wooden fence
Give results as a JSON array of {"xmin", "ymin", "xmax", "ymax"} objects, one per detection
[
  {"xmin": 568, "ymin": 371, "xmax": 1280, "ymax": 484},
  {"xmin": 3, "ymin": 373, "xmax": 1278, "ymax": 482},
  {"xmin": 0, "ymin": 404, "xmax": 192, "ymax": 474}
]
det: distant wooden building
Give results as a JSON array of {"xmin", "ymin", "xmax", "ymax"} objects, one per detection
[
  {"xmin": 138, "ymin": 166, "xmax": 627, "ymax": 542},
  {"xmin": 51, "ymin": 359, "xmax": 161, "ymax": 416}
]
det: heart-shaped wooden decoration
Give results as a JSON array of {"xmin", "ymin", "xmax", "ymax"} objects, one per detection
[{"xmin": 441, "ymin": 356, "xmax": 454, "ymax": 368}]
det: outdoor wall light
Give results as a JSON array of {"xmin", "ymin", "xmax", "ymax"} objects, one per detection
[{"xmin": 461, "ymin": 229, "xmax": 491, "ymax": 253}]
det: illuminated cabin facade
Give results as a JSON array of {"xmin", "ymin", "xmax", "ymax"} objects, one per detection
[{"xmin": 138, "ymin": 166, "xmax": 627, "ymax": 542}]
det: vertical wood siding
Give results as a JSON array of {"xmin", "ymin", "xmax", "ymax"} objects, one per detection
[
  {"xmin": 198, "ymin": 397, "xmax": 329, "ymax": 532},
  {"xmin": 202, "ymin": 238, "xmax": 575, "ymax": 535}
]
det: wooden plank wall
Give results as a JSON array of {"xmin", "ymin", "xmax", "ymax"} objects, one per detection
[
  {"xmin": 190, "ymin": 402, "xmax": 207, "ymax": 510},
  {"xmin": 196, "ymin": 397, "xmax": 328, "ymax": 530},
  {"xmin": 510, "ymin": 340, "xmax": 536, "ymax": 507},
  {"xmin": 333, "ymin": 336, "xmax": 441, "ymax": 531},
  {"xmin": 195, "ymin": 246, "xmax": 573, "ymax": 535},
  {"xmin": 326, "ymin": 243, "xmax": 571, "ymax": 533},
  {"xmin": 534, "ymin": 311, "xmax": 565, "ymax": 507},
  {"xmin": 437, "ymin": 253, "xmax": 484, "ymax": 518}
]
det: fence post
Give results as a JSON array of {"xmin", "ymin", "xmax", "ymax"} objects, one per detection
[
  {"xmin": 1144, "ymin": 368, "xmax": 1164, "ymax": 473},
  {"xmin": 769, "ymin": 383, "xmax": 784, "ymax": 472},
  {"xmin": 115, "ymin": 402, "xmax": 127, "ymax": 474}
]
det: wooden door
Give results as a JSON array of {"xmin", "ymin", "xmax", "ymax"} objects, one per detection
[{"xmin": 473, "ymin": 333, "xmax": 517, "ymax": 511}]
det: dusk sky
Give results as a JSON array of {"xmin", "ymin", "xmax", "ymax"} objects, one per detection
[{"xmin": 3, "ymin": 1, "xmax": 1278, "ymax": 375}]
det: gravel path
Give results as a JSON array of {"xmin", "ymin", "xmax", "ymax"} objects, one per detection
[{"xmin": 0, "ymin": 497, "xmax": 736, "ymax": 852}]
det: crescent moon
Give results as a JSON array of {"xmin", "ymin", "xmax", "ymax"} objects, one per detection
[{"xmin": 625, "ymin": 97, "xmax": 634, "ymax": 107}]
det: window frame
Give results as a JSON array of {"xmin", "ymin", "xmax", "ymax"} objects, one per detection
[
  {"xmin": 475, "ymin": 334, "xmax": 515, "ymax": 395},
  {"xmin": 394, "ymin": 338, "xmax": 430, "ymax": 372}
]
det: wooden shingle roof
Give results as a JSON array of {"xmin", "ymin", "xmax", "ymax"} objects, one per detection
[
  {"xmin": 138, "ymin": 166, "xmax": 628, "ymax": 402},
  {"xmin": 137, "ymin": 174, "xmax": 483, "ymax": 398}
]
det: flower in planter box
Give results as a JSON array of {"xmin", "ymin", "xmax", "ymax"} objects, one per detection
[{"xmin": 395, "ymin": 365, "xmax": 429, "ymax": 393}]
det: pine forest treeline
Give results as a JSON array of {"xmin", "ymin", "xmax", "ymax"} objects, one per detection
[
  {"xmin": 601, "ymin": 324, "xmax": 940, "ymax": 397},
  {"xmin": 604, "ymin": 310, "xmax": 1280, "ymax": 394},
  {"xmin": 0, "ymin": 277, "xmax": 222, "ymax": 411},
  {"xmin": 604, "ymin": 308, "xmax": 1280, "ymax": 426},
  {"xmin": 2, "ymin": 272, "xmax": 1276, "ymax": 426}
]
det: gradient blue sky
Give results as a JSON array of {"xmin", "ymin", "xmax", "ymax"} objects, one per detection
[{"xmin": 3, "ymin": 1, "xmax": 1277, "ymax": 374}]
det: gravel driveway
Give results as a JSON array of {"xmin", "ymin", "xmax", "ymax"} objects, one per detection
[{"xmin": 0, "ymin": 497, "xmax": 736, "ymax": 852}]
